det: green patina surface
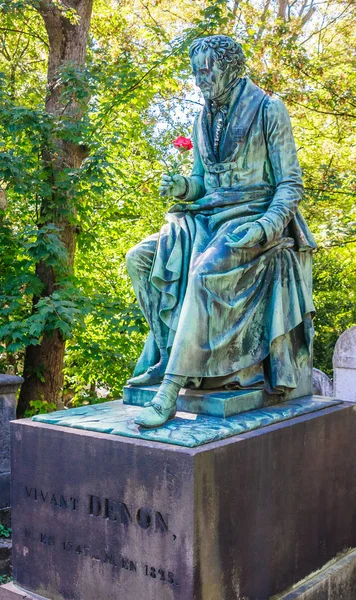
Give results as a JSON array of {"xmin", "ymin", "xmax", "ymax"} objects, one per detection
[
  {"xmin": 126, "ymin": 36, "xmax": 317, "ymax": 429},
  {"xmin": 33, "ymin": 397, "xmax": 340, "ymax": 448}
]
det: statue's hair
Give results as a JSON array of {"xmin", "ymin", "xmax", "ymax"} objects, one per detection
[{"xmin": 189, "ymin": 35, "xmax": 246, "ymax": 73}]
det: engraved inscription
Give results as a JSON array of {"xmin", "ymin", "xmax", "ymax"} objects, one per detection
[
  {"xmin": 144, "ymin": 565, "xmax": 175, "ymax": 584},
  {"xmin": 21, "ymin": 485, "xmax": 178, "ymax": 586},
  {"xmin": 88, "ymin": 495, "xmax": 169, "ymax": 533},
  {"xmin": 25, "ymin": 487, "xmax": 78, "ymax": 511},
  {"xmin": 23, "ymin": 527, "xmax": 178, "ymax": 586},
  {"xmin": 40, "ymin": 533, "xmax": 55, "ymax": 546},
  {"xmin": 23, "ymin": 486, "xmax": 170, "ymax": 535}
]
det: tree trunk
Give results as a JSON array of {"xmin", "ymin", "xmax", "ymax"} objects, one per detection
[
  {"xmin": 17, "ymin": 0, "xmax": 93, "ymax": 417},
  {"xmin": 278, "ymin": 0, "xmax": 287, "ymax": 20}
]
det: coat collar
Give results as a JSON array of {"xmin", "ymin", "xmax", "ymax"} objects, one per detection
[{"xmin": 197, "ymin": 77, "xmax": 267, "ymax": 167}]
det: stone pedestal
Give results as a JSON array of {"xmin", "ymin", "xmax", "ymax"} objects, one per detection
[
  {"xmin": 0, "ymin": 375, "xmax": 23, "ymax": 509},
  {"xmin": 2, "ymin": 400, "xmax": 356, "ymax": 600}
]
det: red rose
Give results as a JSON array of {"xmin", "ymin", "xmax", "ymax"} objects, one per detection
[{"xmin": 172, "ymin": 136, "xmax": 193, "ymax": 151}]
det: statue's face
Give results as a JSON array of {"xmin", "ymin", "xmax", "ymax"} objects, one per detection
[{"xmin": 191, "ymin": 49, "xmax": 232, "ymax": 102}]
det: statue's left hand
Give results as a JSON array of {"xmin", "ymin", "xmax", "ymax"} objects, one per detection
[{"xmin": 226, "ymin": 222, "xmax": 265, "ymax": 248}]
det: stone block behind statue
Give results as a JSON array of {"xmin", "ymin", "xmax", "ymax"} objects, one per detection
[{"xmin": 125, "ymin": 35, "xmax": 317, "ymax": 428}]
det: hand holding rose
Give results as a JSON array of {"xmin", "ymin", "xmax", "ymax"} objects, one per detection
[
  {"xmin": 159, "ymin": 174, "xmax": 187, "ymax": 197},
  {"xmin": 159, "ymin": 136, "xmax": 193, "ymax": 198}
]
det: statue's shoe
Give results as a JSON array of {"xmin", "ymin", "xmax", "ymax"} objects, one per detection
[
  {"xmin": 134, "ymin": 397, "xmax": 177, "ymax": 428},
  {"xmin": 127, "ymin": 365, "xmax": 165, "ymax": 387}
]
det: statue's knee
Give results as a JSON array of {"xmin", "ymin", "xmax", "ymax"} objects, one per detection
[{"xmin": 126, "ymin": 243, "xmax": 152, "ymax": 279}]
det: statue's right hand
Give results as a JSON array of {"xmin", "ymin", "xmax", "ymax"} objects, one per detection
[{"xmin": 159, "ymin": 174, "xmax": 186, "ymax": 198}]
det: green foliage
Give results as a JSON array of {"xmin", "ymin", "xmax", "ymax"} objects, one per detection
[
  {"xmin": 0, "ymin": 0, "xmax": 355, "ymax": 399},
  {"xmin": 24, "ymin": 400, "xmax": 57, "ymax": 417},
  {"xmin": 0, "ymin": 524, "xmax": 11, "ymax": 538}
]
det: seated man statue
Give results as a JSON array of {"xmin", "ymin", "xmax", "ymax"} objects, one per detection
[{"xmin": 126, "ymin": 34, "xmax": 316, "ymax": 428}]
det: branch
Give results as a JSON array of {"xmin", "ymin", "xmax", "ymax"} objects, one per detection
[
  {"xmin": 289, "ymin": 63, "xmax": 355, "ymax": 108},
  {"xmin": 139, "ymin": 0, "xmax": 168, "ymax": 40},
  {"xmin": 232, "ymin": 1, "xmax": 240, "ymax": 17},
  {"xmin": 301, "ymin": 3, "xmax": 317, "ymax": 26},
  {"xmin": 319, "ymin": 238, "xmax": 356, "ymax": 249},
  {"xmin": 300, "ymin": 2, "xmax": 354, "ymax": 45},
  {"xmin": 20, "ymin": 58, "xmax": 46, "ymax": 65},
  {"xmin": 0, "ymin": 27, "xmax": 49, "ymax": 48},
  {"xmin": 0, "ymin": 34, "xmax": 11, "ymax": 62},
  {"xmin": 298, "ymin": 0, "xmax": 308, "ymax": 17},
  {"xmin": 256, "ymin": 0, "xmax": 271, "ymax": 40},
  {"xmin": 304, "ymin": 187, "xmax": 356, "ymax": 196},
  {"xmin": 169, "ymin": 96, "xmax": 203, "ymax": 106},
  {"xmin": 274, "ymin": 92, "xmax": 356, "ymax": 119},
  {"xmin": 162, "ymin": 8, "xmax": 192, "ymax": 24},
  {"xmin": 16, "ymin": 37, "xmax": 31, "ymax": 63}
]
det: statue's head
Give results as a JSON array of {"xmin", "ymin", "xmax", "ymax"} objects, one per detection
[{"xmin": 189, "ymin": 35, "xmax": 245, "ymax": 103}]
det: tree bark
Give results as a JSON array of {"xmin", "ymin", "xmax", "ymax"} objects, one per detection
[
  {"xmin": 278, "ymin": 0, "xmax": 288, "ymax": 20},
  {"xmin": 17, "ymin": 0, "xmax": 93, "ymax": 417}
]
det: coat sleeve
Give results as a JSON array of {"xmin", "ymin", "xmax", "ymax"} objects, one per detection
[
  {"xmin": 257, "ymin": 97, "xmax": 303, "ymax": 244},
  {"xmin": 178, "ymin": 115, "xmax": 206, "ymax": 202}
]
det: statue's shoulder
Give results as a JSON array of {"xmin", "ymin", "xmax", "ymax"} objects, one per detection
[
  {"xmin": 241, "ymin": 76, "xmax": 265, "ymax": 95},
  {"xmin": 233, "ymin": 76, "xmax": 267, "ymax": 111},
  {"xmin": 254, "ymin": 88, "xmax": 294, "ymax": 137},
  {"xmin": 257, "ymin": 89, "xmax": 292, "ymax": 124},
  {"xmin": 244, "ymin": 78, "xmax": 286, "ymax": 112},
  {"xmin": 263, "ymin": 93, "xmax": 287, "ymax": 111}
]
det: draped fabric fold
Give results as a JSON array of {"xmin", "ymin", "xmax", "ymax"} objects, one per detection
[{"xmin": 132, "ymin": 189, "xmax": 314, "ymax": 393}]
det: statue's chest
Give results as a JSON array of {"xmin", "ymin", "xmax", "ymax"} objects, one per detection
[
  {"xmin": 199, "ymin": 119, "xmax": 265, "ymax": 173},
  {"xmin": 197, "ymin": 84, "xmax": 267, "ymax": 178}
]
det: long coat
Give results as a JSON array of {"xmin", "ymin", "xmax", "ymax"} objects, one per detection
[{"xmin": 133, "ymin": 77, "xmax": 316, "ymax": 393}]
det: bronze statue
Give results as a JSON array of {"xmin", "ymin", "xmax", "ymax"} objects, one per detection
[{"xmin": 126, "ymin": 35, "xmax": 316, "ymax": 428}]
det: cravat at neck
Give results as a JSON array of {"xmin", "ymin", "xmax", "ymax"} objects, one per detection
[{"xmin": 212, "ymin": 107, "xmax": 228, "ymax": 157}]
